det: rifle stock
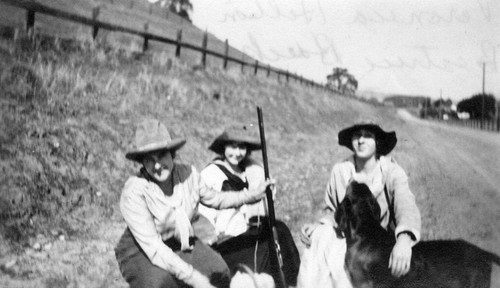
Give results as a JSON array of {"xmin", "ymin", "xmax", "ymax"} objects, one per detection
[{"xmin": 257, "ymin": 106, "xmax": 287, "ymax": 288}]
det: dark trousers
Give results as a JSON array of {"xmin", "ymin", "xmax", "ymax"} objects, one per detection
[
  {"xmin": 212, "ymin": 218, "xmax": 301, "ymax": 286},
  {"xmin": 115, "ymin": 228, "xmax": 231, "ymax": 288}
]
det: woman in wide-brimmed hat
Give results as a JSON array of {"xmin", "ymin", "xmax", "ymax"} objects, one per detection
[
  {"xmin": 114, "ymin": 119, "xmax": 273, "ymax": 288},
  {"xmin": 297, "ymin": 121, "xmax": 421, "ymax": 288},
  {"xmin": 198, "ymin": 124, "xmax": 301, "ymax": 286}
]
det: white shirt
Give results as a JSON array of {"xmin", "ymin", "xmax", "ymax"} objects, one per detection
[
  {"xmin": 199, "ymin": 158, "xmax": 268, "ymax": 238},
  {"xmin": 119, "ymin": 163, "xmax": 261, "ymax": 283}
]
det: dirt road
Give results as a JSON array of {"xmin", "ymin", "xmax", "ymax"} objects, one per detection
[{"xmin": 396, "ymin": 109, "xmax": 500, "ymax": 254}]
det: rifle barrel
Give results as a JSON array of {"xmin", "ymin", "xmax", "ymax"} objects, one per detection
[
  {"xmin": 257, "ymin": 106, "xmax": 276, "ymax": 225},
  {"xmin": 256, "ymin": 106, "xmax": 287, "ymax": 288}
]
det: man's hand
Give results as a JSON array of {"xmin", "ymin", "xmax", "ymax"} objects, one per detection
[{"xmin": 388, "ymin": 233, "xmax": 413, "ymax": 277}]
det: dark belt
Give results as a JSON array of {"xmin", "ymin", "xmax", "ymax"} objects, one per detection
[{"xmin": 163, "ymin": 237, "xmax": 196, "ymax": 251}]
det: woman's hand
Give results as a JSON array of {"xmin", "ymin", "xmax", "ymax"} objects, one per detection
[
  {"xmin": 186, "ymin": 270, "xmax": 217, "ymax": 288},
  {"xmin": 251, "ymin": 178, "xmax": 276, "ymax": 201},
  {"xmin": 300, "ymin": 222, "xmax": 319, "ymax": 247},
  {"xmin": 388, "ymin": 233, "xmax": 413, "ymax": 277}
]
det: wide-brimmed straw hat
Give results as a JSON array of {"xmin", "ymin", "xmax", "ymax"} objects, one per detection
[
  {"xmin": 126, "ymin": 119, "xmax": 186, "ymax": 163},
  {"xmin": 209, "ymin": 124, "xmax": 261, "ymax": 155},
  {"xmin": 338, "ymin": 121, "xmax": 397, "ymax": 156}
]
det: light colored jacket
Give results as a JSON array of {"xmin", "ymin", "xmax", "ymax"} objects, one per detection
[
  {"xmin": 322, "ymin": 155, "xmax": 421, "ymax": 242},
  {"xmin": 199, "ymin": 158, "xmax": 267, "ymax": 238},
  {"xmin": 119, "ymin": 163, "xmax": 261, "ymax": 283}
]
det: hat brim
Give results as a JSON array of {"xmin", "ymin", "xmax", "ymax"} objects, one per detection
[
  {"xmin": 126, "ymin": 138, "xmax": 186, "ymax": 162},
  {"xmin": 208, "ymin": 135, "xmax": 261, "ymax": 155},
  {"xmin": 338, "ymin": 124, "xmax": 397, "ymax": 156}
]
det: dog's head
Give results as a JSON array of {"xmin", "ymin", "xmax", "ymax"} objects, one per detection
[{"xmin": 335, "ymin": 181, "xmax": 381, "ymax": 239}]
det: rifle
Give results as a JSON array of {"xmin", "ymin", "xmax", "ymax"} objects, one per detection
[{"xmin": 257, "ymin": 106, "xmax": 287, "ymax": 288}]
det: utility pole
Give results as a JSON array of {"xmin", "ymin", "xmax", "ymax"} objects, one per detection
[
  {"xmin": 481, "ymin": 62, "xmax": 485, "ymax": 129},
  {"xmin": 439, "ymin": 89, "xmax": 443, "ymax": 120}
]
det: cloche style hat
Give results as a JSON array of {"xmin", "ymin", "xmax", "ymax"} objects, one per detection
[
  {"xmin": 126, "ymin": 119, "xmax": 186, "ymax": 163},
  {"xmin": 209, "ymin": 124, "xmax": 262, "ymax": 155},
  {"xmin": 338, "ymin": 121, "xmax": 397, "ymax": 156}
]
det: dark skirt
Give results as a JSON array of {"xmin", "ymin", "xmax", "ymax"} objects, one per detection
[
  {"xmin": 115, "ymin": 228, "xmax": 231, "ymax": 288},
  {"xmin": 212, "ymin": 217, "xmax": 301, "ymax": 286}
]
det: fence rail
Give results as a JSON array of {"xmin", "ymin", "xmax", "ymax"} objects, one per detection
[
  {"xmin": 0, "ymin": 0, "xmax": 327, "ymax": 90},
  {"xmin": 431, "ymin": 117, "xmax": 500, "ymax": 133}
]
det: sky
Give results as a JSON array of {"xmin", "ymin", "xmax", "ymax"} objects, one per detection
[{"xmin": 189, "ymin": 0, "xmax": 500, "ymax": 102}]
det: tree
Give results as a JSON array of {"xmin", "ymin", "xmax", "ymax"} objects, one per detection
[
  {"xmin": 149, "ymin": 0, "xmax": 192, "ymax": 22},
  {"xmin": 326, "ymin": 68, "xmax": 358, "ymax": 95},
  {"xmin": 456, "ymin": 93, "xmax": 496, "ymax": 120}
]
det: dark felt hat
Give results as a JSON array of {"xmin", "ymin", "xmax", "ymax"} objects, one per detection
[
  {"xmin": 126, "ymin": 119, "xmax": 186, "ymax": 163},
  {"xmin": 208, "ymin": 124, "xmax": 261, "ymax": 155},
  {"xmin": 338, "ymin": 122, "xmax": 397, "ymax": 156}
]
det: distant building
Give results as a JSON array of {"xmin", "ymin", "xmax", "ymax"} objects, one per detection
[{"xmin": 383, "ymin": 95, "xmax": 430, "ymax": 108}]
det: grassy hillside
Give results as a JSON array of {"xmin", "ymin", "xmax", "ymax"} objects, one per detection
[{"xmin": 0, "ymin": 36, "xmax": 407, "ymax": 287}]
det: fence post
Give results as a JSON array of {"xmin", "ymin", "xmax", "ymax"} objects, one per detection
[
  {"xmin": 267, "ymin": 64, "xmax": 271, "ymax": 77},
  {"xmin": 254, "ymin": 60, "xmax": 258, "ymax": 75},
  {"xmin": 201, "ymin": 31, "xmax": 208, "ymax": 67},
  {"xmin": 92, "ymin": 7, "xmax": 100, "ymax": 40},
  {"xmin": 143, "ymin": 23, "xmax": 149, "ymax": 52},
  {"xmin": 26, "ymin": 9, "xmax": 35, "ymax": 34},
  {"xmin": 175, "ymin": 29, "xmax": 182, "ymax": 58},
  {"xmin": 286, "ymin": 70, "xmax": 289, "ymax": 82},
  {"xmin": 223, "ymin": 39, "xmax": 229, "ymax": 70},
  {"xmin": 497, "ymin": 105, "xmax": 500, "ymax": 132},
  {"xmin": 25, "ymin": 9, "xmax": 36, "ymax": 45}
]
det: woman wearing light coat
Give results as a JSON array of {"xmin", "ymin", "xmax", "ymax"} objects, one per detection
[{"xmin": 297, "ymin": 121, "xmax": 421, "ymax": 288}]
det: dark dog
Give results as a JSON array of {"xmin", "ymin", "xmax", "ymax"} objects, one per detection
[{"xmin": 335, "ymin": 182, "xmax": 500, "ymax": 288}]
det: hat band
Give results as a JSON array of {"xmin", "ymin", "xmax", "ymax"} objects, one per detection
[{"xmin": 136, "ymin": 140, "xmax": 172, "ymax": 152}]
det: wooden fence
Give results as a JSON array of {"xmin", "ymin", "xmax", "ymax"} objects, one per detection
[
  {"xmin": 0, "ymin": 0, "xmax": 328, "ymax": 90},
  {"xmin": 431, "ymin": 111, "xmax": 500, "ymax": 133},
  {"xmin": 443, "ymin": 118, "xmax": 500, "ymax": 132}
]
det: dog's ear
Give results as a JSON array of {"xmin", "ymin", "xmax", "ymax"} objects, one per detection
[{"xmin": 335, "ymin": 197, "xmax": 351, "ymax": 238}]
